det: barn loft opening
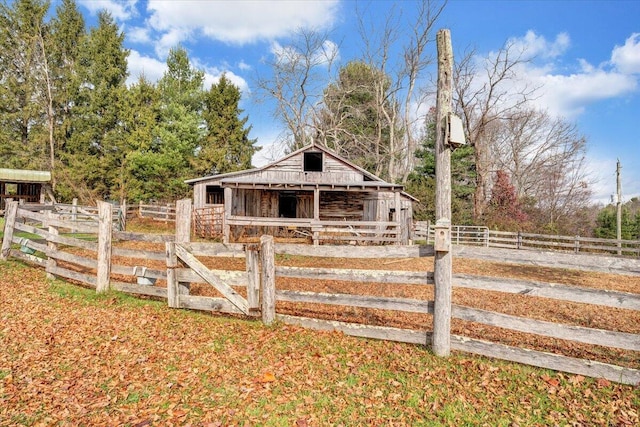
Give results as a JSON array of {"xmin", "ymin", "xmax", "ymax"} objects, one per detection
[{"xmin": 303, "ymin": 152, "xmax": 323, "ymax": 172}]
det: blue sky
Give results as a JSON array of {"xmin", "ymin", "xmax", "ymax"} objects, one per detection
[{"xmin": 71, "ymin": 0, "xmax": 640, "ymax": 205}]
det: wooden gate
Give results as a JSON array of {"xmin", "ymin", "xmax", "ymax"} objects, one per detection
[
  {"xmin": 166, "ymin": 242, "xmax": 260, "ymax": 316},
  {"xmin": 193, "ymin": 205, "xmax": 224, "ymax": 239}
]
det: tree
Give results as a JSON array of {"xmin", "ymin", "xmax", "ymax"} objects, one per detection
[
  {"xmin": 62, "ymin": 10, "xmax": 128, "ymax": 202},
  {"xmin": 594, "ymin": 202, "xmax": 640, "ymax": 240},
  {"xmin": 407, "ymin": 107, "xmax": 475, "ymax": 223},
  {"xmin": 353, "ymin": 0, "xmax": 445, "ymax": 183},
  {"xmin": 0, "ymin": 0, "xmax": 50, "ymax": 170},
  {"xmin": 492, "ymin": 108, "xmax": 592, "ymax": 233},
  {"xmin": 149, "ymin": 46, "xmax": 205, "ymax": 199},
  {"xmin": 484, "ymin": 170, "xmax": 528, "ymax": 230},
  {"xmin": 319, "ymin": 61, "xmax": 395, "ymax": 178},
  {"xmin": 48, "ymin": 0, "xmax": 85, "ymax": 191},
  {"xmin": 255, "ymin": 28, "xmax": 338, "ymax": 152},
  {"xmin": 453, "ymin": 41, "xmax": 537, "ymax": 220},
  {"xmin": 195, "ymin": 74, "xmax": 259, "ymax": 176}
]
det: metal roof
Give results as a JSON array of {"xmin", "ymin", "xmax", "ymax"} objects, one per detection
[{"xmin": 0, "ymin": 168, "xmax": 51, "ymax": 183}]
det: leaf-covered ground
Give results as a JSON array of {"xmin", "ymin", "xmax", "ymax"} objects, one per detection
[{"xmin": 1, "ymin": 260, "xmax": 639, "ymax": 426}]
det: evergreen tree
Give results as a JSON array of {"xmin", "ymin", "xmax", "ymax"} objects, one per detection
[
  {"xmin": 0, "ymin": 0, "xmax": 50, "ymax": 169},
  {"xmin": 406, "ymin": 108, "xmax": 475, "ymax": 223},
  {"xmin": 147, "ymin": 46, "xmax": 206, "ymax": 199},
  {"xmin": 594, "ymin": 206, "xmax": 638, "ymax": 240},
  {"xmin": 48, "ymin": 0, "xmax": 85, "ymax": 192},
  {"xmin": 63, "ymin": 10, "xmax": 128, "ymax": 202},
  {"xmin": 118, "ymin": 75, "xmax": 162, "ymax": 201},
  {"xmin": 319, "ymin": 61, "xmax": 396, "ymax": 179},
  {"xmin": 195, "ymin": 74, "xmax": 259, "ymax": 175}
]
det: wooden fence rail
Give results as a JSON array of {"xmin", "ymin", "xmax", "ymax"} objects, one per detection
[
  {"xmin": 414, "ymin": 221, "xmax": 640, "ymax": 257},
  {"xmin": 2, "ymin": 199, "xmax": 639, "ymax": 385}
]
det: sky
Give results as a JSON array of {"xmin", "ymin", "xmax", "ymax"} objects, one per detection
[{"xmin": 68, "ymin": 0, "xmax": 640, "ymax": 205}]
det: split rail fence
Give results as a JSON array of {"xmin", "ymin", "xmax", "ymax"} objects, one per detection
[
  {"xmin": 414, "ymin": 221, "xmax": 640, "ymax": 257},
  {"xmin": 2, "ymin": 200, "xmax": 639, "ymax": 385}
]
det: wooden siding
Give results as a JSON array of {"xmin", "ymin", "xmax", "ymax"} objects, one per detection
[
  {"xmin": 258, "ymin": 151, "xmax": 365, "ymax": 184},
  {"xmin": 320, "ymin": 191, "xmax": 364, "ymax": 220}
]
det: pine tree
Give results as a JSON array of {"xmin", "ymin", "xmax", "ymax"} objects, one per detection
[
  {"xmin": 63, "ymin": 10, "xmax": 128, "ymax": 202},
  {"xmin": 0, "ymin": 0, "xmax": 50, "ymax": 169},
  {"xmin": 195, "ymin": 74, "xmax": 259, "ymax": 176},
  {"xmin": 48, "ymin": 0, "xmax": 85, "ymax": 192},
  {"xmin": 406, "ymin": 107, "xmax": 475, "ymax": 223}
]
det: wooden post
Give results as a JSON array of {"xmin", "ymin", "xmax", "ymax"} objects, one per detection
[
  {"xmin": 313, "ymin": 188, "xmax": 320, "ymax": 246},
  {"xmin": 139, "ymin": 200, "xmax": 143, "ymax": 218},
  {"xmin": 174, "ymin": 199, "xmax": 192, "ymax": 297},
  {"xmin": 246, "ymin": 245, "xmax": 260, "ymax": 311},
  {"xmin": 96, "ymin": 201, "xmax": 113, "ymax": 293},
  {"xmin": 1, "ymin": 201, "xmax": 18, "ymax": 260},
  {"xmin": 166, "ymin": 242, "xmax": 179, "ymax": 308},
  {"xmin": 175, "ymin": 199, "xmax": 192, "ymax": 243},
  {"xmin": 72, "ymin": 198, "xmax": 78, "ymax": 222},
  {"xmin": 394, "ymin": 191, "xmax": 402, "ymax": 245},
  {"xmin": 223, "ymin": 188, "xmax": 232, "ymax": 243},
  {"xmin": 616, "ymin": 159, "xmax": 622, "ymax": 255},
  {"xmin": 432, "ymin": 28, "xmax": 453, "ymax": 357},
  {"xmin": 260, "ymin": 235, "xmax": 276, "ymax": 325},
  {"xmin": 46, "ymin": 210, "xmax": 58, "ymax": 280},
  {"xmin": 120, "ymin": 199, "xmax": 127, "ymax": 231}
]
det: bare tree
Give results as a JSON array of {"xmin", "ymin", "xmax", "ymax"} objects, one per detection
[
  {"xmin": 491, "ymin": 108, "xmax": 592, "ymax": 232},
  {"xmin": 354, "ymin": 0, "xmax": 445, "ymax": 182},
  {"xmin": 254, "ymin": 28, "xmax": 338, "ymax": 152},
  {"xmin": 453, "ymin": 41, "xmax": 538, "ymax": 219}
]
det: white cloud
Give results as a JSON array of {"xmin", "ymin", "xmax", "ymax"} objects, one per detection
[
  {"xmin": 128, "ymin": 26, "xmax": 151, "ymax": 44},
  {"xmin": 126, "ymin": 50, "xmax": 166, "ymax": 86},
  {"xmin": 507, "ymin": 30, "xmax": 570, "ymax": 60},
  {"xmin": 483, "ymin": 31, "xmax": 639, "ymax": 119},
  {"xmin": 145, "ymin": 0, "xmax": 339, "ymax": 45},
  {"xmin": 78, "ymin": 0, "xmax": 138, "ymax": 20},
  {"xmin": 533, "ymin": 69, "xmax": 637, "ymax": 117},
  {"xmin": 611, "ymin": 33, "xmax": 640, "ymax": 74}
]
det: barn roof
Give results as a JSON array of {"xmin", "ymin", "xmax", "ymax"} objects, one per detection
[
  {"xmin": 0, "ymin": 168, "xmax": 51, "ymax": 183},
  {"xmin": 186, "ymin": 142, "xmax": 387, "ymax": 185}
]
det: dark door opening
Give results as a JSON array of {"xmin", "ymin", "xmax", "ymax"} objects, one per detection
[{"xmin": 279, "ymin": 192, "xmax": 297, "ymax": 218}]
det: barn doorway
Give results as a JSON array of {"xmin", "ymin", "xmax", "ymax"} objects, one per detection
[{"xmin": 279, "ymin": 192, "xmax": 297, "ymax": 218}]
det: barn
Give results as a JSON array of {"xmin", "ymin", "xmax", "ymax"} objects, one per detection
[
  {"xmin": 0, "ymin": 168, "xmax": 54, "ymax": 213},
  {"xmin": 186, "ymin": 143, "xmax": 416, "ymax": 245}
]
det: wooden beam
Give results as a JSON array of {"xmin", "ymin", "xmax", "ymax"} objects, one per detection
[{"xmin": 174, "ymin": 243, "xmax": 248, "ymax": 314}]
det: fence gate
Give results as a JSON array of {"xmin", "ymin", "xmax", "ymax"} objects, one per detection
[
  {"xmin": 168, "ymin": 242, "xmax": 256, "ymax": 315},
  {"xmin": 193, "ymin": 206, "xmax": 224, "ymax": 239}
]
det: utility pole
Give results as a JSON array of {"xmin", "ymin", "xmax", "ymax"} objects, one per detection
[
  {"xmin": 432, "ymin": 29, "xmax": 453, "ymax": 357},
  {"xmin": 616, "ymin": 159, "xmax": 622, "ymax": 255}
]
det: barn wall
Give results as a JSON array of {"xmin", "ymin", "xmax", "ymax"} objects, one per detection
[
  {"xmin": 319, "ymin": 191, "xmax": 364, "ymax": 221},
  {"xmin": 192, "ymin": 182, "xmax": 206, "ymax": 208},
  {"xmin": 259, "ymin": 152, "xmax": 365, "ymax": 184}
]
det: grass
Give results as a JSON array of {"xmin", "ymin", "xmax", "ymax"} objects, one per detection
[{"xmin": 1, "ymin": 260, "xmax": 638, "ymax": 426}]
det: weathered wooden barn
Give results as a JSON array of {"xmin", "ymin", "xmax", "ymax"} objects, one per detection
[
  {"xmin": 186, "ymin": 143, "xmax": 416, "ymax": 245},
  {"xmin": 0, "ymin": 169, "xmax": 54, "ymax": 212}
]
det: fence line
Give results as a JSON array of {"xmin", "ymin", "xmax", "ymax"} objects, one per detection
[
  {"xmin": 3, "ymin": 199, "xmax": 639, "ymax": 385},
  {"xmin": 414, "ymin": 221, "xmax": 640, "ymax": 257}
]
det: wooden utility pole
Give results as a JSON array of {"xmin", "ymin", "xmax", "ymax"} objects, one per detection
[
  {"xmin": 432, "ymin": 29, "xmax": 453, "ymax": 357},
  {"xmin": 616, "ymin": 159, "xmax": 622, "ymax": 255}
]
